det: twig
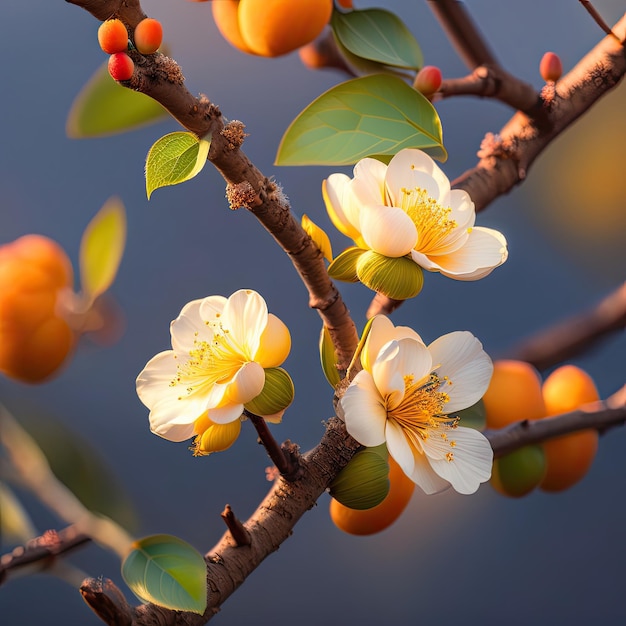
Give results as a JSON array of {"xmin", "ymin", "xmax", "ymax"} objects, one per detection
[
  {"xmin": 579, "ymin": 0, "xmax": 621, "ymax": 41},
  {"xmin": 504, "ymin": 282, "xmax": 626, "ymax": 370},
  {"xmin": 220, "ymin": 505, "xmax": 251, "ymax": 547}
]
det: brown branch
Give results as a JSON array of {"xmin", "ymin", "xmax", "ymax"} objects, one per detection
[
  {"xmin": 220, "ymin": 505, "xmax": 251, "ymax": 547},
  {"xmin": 68, "ymin": 0, "xmax": 358, "ymax": 373},
  {"xmin": 454, "ymin": 13, "xmax": 626, "ymax": 211},
  {"xmin": 579, "ymin": 0, "xmax": 621, "ymax": 40},
  {"xmin": 0, "ymin": 527, "xmax": 90, "ymax": 585},
  {"xmin": 504, "ymin": 282, "xmax": 626, "ymax": 371}
]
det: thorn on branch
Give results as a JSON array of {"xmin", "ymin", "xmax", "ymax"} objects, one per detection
[
  {"xmin": 221, "ymin": 505, "xmax": 251, "ymax": 547},
  {"xmin": 80, "ymin": 577, "xmax": 134, "ymax": 626}
]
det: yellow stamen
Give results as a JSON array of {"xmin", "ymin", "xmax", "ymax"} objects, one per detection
[{"xmin": 398, "ymin": 187, "xmax": 457, "ymax": 254}]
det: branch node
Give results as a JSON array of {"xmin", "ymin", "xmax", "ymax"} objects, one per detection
[
  {"xmin": 225, "ymin": 181, "xmax": 260, "ymax": 210},
  {"xmin": 221, "ymin": 120, "xmax": 248, "ymax": 151},
  {"xmin": 221, "ymin": 505, "xmax": 252, "ymax": 547}
]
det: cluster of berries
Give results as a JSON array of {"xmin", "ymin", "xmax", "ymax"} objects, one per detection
[{"xmin": 97, "ymin": 17, "xmax": 163, "ymax": 81}]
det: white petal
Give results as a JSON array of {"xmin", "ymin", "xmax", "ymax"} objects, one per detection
[
  {"xmin": 352, "ymin": 158, "xmax": 388, "ymax": 205},
  {"xmin": 341, "ymin": 370, "xmax": 388, "ymax": 447},
  {"xmin": 428, "ymin": 331, "xmax": 493, "ymax": 412},
  {"xmin": 226, "ymin": 361, "xmax": 265, "ymax": 404},
  {"xmin": 197, "ymin": 295, "xmax": 227, "ymax": 322},
  {"xmin": 150, "ymin": 417, "xmax": 196, "ymax": 442},
  {"xmin": 221, "ymin": 289, "xmax": 268, "ymax": 359},
  {"xmin": 136, "ymin": 351, "xmax": 179, "ymax": 410},
  {"xmin": 323, "ymin": 175, "xmax": 362, "ymax": 241},
  {"xmin": 441, "ymin": 189, "xmax": 475, "ymax": 231},
  {"xmin": 170, "ymin": 299, "xmax": 211, "ymax": 354},
  {"xmin": 386, "ymin": 420, "xmax": 450, "ymax": 494},
  {"xmin": 208, "ymin": 403, "xmax": 245, "ymax": 425},
  {"xmin": 359, "ymin": 205, "xmax": 417, "ymax": 257},
  {"xmin": 372, "ymin": 338, "xmax": 432, "ymax": 410},
  {"xmin": 424, "ymin": 227, "xmax": 508, "ymax": 280},
  {"xmin": 426, "ymin": 427, "xmax": 493, "ymax": 494},
  {"xmin": 362, "ymin": 316, "xmax": 424, "ymax": 373},
  {"xmin": 386, "ymin": 149, "xmax": 451, "ymax": 204}
]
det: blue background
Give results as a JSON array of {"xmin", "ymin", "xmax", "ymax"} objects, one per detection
[{"xmin": 1, "ymin": 1, "xmax": 625, "ymax": 625}]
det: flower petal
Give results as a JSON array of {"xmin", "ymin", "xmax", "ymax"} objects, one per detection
[
  {"xmin": 352, "ymin": 158, "xmax": 388, "ymax": 205},
  {"xmin": 197, "ymin": 294, "xmax": 228, "ymax": 321},
  {"xmin": 255, "ymin": 313, "xmax": 291, "ymax": 367},
  {"xmin": 385, "ymin": 149, "xmax": 451, "ymax": 204},
  {"xmin": 208, "ymin": 402, "xmax": 245, "ymax": 424},
  {"xmin": 422, "ymin": 227, "xmax": 508, "ymax": 280},
  {"xmin": 170, "ymin": 299, "xmax": 211, "ymax": 354},
  {"xmin": 323, "ymin": 175, "xmax": 362, "ymax": 241},
  {"xmin": 220, "ymin": 289, "xmax": 268, "ymax": 359},
  {"xmin": 226, "ymin": 360, "xmax": 265, "ymax": 404},
  {"xmin": 340, "ymin": 370, "xmax": 387, "ymax": 447},
  {"xmin": 359, "ymin": 205, "xmax": 417, "ymax": 257},
  {"xmin": 425, "ymin": 427, "xmax": 493, "ymax": 494},
  {"xmin": 428, "ymin": 331, "xmax": 493, "ymax": 412},
  {"xmin": 373, "ymin": 338, "xmax": 431, "ymax": 410}
]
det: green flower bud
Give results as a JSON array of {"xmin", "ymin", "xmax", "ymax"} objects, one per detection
[
  {"xmin": 244, "ymin": 367, "xmax": 294, "ymax": 417},
  {"xmin": 356, "ymin": 250, "xmax": 424, "ymax": 299},
  {"xmin": 329, "ymin": 447, "xmax": 390, "ymax": 510}
]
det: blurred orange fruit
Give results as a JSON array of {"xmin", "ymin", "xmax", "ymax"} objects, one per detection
[
  {"xmin": 330, "ymin": 456, "xmax": 415, "ymax": 536},
  {"xmin": 540, "ymin": 365, "xmax": 600, "ymax": 492},
  {"xmin": 213, "ymin": 0, "xmax": 333, "ymax": 57},
  {"xmin": 0, "ymin": 235, "xmax": 75, "ymax": 383},
  {"xmin": 483, "ymin": 360, "xmax": 546, "ymax": 429}
]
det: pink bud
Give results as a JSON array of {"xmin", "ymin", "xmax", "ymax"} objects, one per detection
[
  {"xmin": 540, "ymin": 52, "xmax": 562, "ymax": 83},
  {"xmin": 414, "ymin": 65, "xmax": 442, "ymax": 97}
]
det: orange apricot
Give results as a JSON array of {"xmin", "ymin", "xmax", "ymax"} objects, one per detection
[
  {"xmin": 330, "ymin": 456, "xmax": 415, "ymax": 536},
  {"xmin": 482, "ymin": 360, "xmax": 546, "ymax": 429},
  {"xmin": 98, "ymin": 18, "xmax": 128, "ymax": 54},
  {"xmin": 213, "ymin": 0, "xmax": 333, "ymax": 57},
  {"xmin": 0, "ymin": 235, "xmax": 75, "ymax": 383},
  {"xmin": 134, "ymin": 17, "xmax": 163, "ymax": 55},
  {"xmin": 539, "ymin": 365, "xmax": 600, "ymax": 492}
]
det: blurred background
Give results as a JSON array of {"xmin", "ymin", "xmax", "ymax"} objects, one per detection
[{"xmin": 1, "ymin": 0, "xmax": 625, "ymax": 624}]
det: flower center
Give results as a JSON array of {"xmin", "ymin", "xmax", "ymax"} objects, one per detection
[
  {"xmin": 388, "ymin": 372, "xmax": 458, "ymax": 461},
  {"xmin": 170, "ymin": 323, "xmax": 247, "ymax": 398},
  {"xmin": 397, "ymin": 187, "xmax": 457, "ymax": 254}
]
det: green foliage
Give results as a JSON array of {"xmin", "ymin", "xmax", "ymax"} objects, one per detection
[
  {"xmin": 122, "ymin": 534, "xmax": 207, "ymax": 614},
  {"xmin": 145, "ymin": 132, "xmax": 211, "ymax": 199},
  {"xmin": 80, "ymin": 197, "xmax": 126, "ymax": 304},
  {"xmin": 356, "ymin": 251, "xmax": 424, "ymax": 300},
  {"xmin": 66, "ymin": 61, "xmax": 168, "ymax": 138},
  {"xmin": 0, "ymin": 482, "xmax": 37, "ymax": 545},
  {"xmin": 327, "ymin": 247, "xmax": 363, "ymax": 282},
  {"xmin": 331, "ymin": 8, "xmax": 423, "ymax": 70},
  {"xmin": 275, "ymin": 75, "xmax": 446, "ymax": 166},
  {"xmin": 319, "ymin": 325, "xmax": 341, "ymax": 388}
]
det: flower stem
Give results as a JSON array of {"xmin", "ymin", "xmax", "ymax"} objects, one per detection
[{"xmin": 244, "ymin": 410, "xmax": 300, "ymax": 480}]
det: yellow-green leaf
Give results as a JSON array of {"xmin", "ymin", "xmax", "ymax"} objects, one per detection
[
  {"xmin": 80, "ymin": 197, "xmax": 127, "ymax": 304},
  {"xmin": 66, "ymin": 61, "xmax": 168, "ymax": 138},
  {"xmin": 276, "ymin": 74, "xmax": 446, "ymax": 166},
  {"xmin": 145, "ymin": 132, "xmax": 211, "ymax": 199},
  {"xmin": 0, "ymin": 482, "xmax": 37, "ymax": 545},
  {"xmin": 331, "ymin": 8, "xmax": 423, "ymax": 70},
  {"xmin": 302, "ymin": 214, "xmax": 333, "ymax": 261},
  {"xmin": 122, "ymin": 534, "xmax": 207, "ymax": 614},
  {"xmin": 319, "ymin": 325, "xmax": 341, "ymax": 388},
  {"xmin": 327, "ymin": 247, "xmax": 364, "ymax": 282}
]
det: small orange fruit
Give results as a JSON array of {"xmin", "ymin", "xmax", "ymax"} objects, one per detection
[
  {"xmin": 483, "ymin": 360, "xmax": 546, "ymax": 429},
  {"xmin": 211, "ymin": 0, "xmax": 254, "ymax": 54},
  {"xmin": 98, "ymin": 18, "xmax": 128, "ymax": 55},
  {"xmin": 134, "ymin": 18, "xmax": 163, "ymax": 55},
  {"xmin": 540, "ymin": 365, "xmax": 600, "ymax": 492},
  {"xmin": 0, "ymin": 235, "xmax": 75, "ymax": 383},
  {"xmin": 329, "ymin": 456, "xmax": 415, "ymax": 536}
]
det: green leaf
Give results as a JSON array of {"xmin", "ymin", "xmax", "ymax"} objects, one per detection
[
  {"xmin": 327, "ymin": 247, "xmax": 364, "ymax": 282},
  {"xmin": 276, "ymin": 74, "xmax": 446, "ymax": 166},
  {"xmin": 145, "ymin": 132, "xmax": 211, "ymax": 199},
  {"xmin": 319, "ymin": 325, "xmax": 341, "ymax": 388},
  {"xmin": 122, "ymin": 534, "xmax": 207, "ymax": 614},
  {"xmin": 66, "ymin": 61, "xmax": 168, "ymax": 138},
  {"xmin": 0, "ymin": 482, "xmax": 37, "ymax": 545},
  {"xmin": 80, "ymin": 197, "xmax": 126, "ymax": 304},
  {"xmin": 356, "ymin": 251, "xmax": 424, "ymax": 300},
  {"xmin": 331, "ymin": 8, "xmax": 423, "ymax": 70}
]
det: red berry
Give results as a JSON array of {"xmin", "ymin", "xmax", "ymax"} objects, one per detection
[
  {"xmin": 134, "ymin": 18, "xmax": 163, "ymax": 55},
  {"xmin": 108, "ymin": 52, "xmax": 134, "ymax": 81},
  {"xmin": 414, "ymin": 65, "xmax": 442, "ymax": 97},
  {"xmin": 98, "ymin": 19, "xmax": 128, "ymax": 54},
  {"xmin": 540, "ymin": 52, "xmax": 563, "ymax": 82}
]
